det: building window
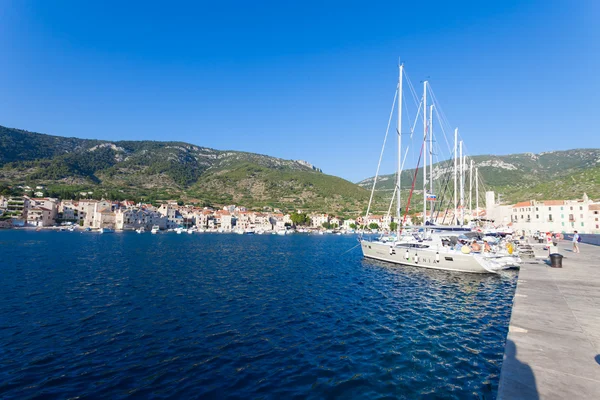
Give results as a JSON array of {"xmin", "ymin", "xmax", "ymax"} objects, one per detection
[
  {"xmin": 580, "ymin": 214, "xmax": 583, "ymax": 218},
  {"xmin": 536, "ymin": 214, "xmax": 539, "ymax": 219},
  {"xmin": 570, "ymin": 206, "xmax": 573, "ymax": 210},
  {"xmin": 535, "ymin": 207, "xmax": 538, "ymax": 211},
  {"xmin": 549, "ymin": 207, "xmax": 552, "ymax": 211},
  {"xmin": 561, "ymin": 206, "xmax": 563, "ymax": 210},
  {"xmin": 580, "ymin": 206, "xmax": 583, "ymax": 211},
  {"xmin": 581, "ymin": 222, "xmax": 584, "ymax": 227},
  {"xmin": 562, "ymin": 222, "xmax": 565, "ymax": 226},
  {"xmin": 561, "ymin": 214, "xmax": 564, "ymax": 218},
  {"xmin": 549, "ymin": 214, "xmax": 553, "ymax": 221}
]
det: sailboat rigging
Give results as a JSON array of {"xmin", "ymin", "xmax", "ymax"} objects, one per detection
[{"xmin": 360, "ymin": 63, "xmax": 520, "ymax": 274}]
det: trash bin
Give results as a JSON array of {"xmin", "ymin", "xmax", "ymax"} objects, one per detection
[{"xmin": 549, "ymin": 253, "xmax": 563, "ymax": 268}]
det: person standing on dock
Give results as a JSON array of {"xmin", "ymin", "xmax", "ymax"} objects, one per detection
[{"xmin": 572, "ymin": 231, "xmax": 580, "ymax": 253}]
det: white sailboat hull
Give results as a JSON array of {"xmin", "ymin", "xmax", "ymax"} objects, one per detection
[{"xmin": 361, "ymin": 240, "xmax": 506, "ymax": 274}]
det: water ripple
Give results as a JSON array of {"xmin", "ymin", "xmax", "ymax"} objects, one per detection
[{"xmin": 0, "ymin": 231, "xmax": 516, "ymax": 399}]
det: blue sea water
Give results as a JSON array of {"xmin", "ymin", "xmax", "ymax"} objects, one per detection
[{"xmin": 0, "ymin": 230, "xmax": 516, "ymax": 399}]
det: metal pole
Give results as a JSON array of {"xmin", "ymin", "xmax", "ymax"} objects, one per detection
[
  {"xmin": 422, "ymin": 80, "xmax": 427, "ymax": 226},
  {"xmin": 476, "ymin": 167, "xmax": 479, "ymax": 218},
  {"xmin": 459, "ymin": 140, "xmax": 464, "ymax": 226},
  {"xmin": 453, "ymin": 128, "xmax": 458, "ymax": 225},
  {"xmin": 396, "ymin": 64, "xmax": 403, "ymax": 236},
  {"xmin": 429, "ymin": 104, "xmax": 433, "ymax": 222},
  {"xmin": 469, "ymin": 159, "xmax": 473, "ymax": 220}
]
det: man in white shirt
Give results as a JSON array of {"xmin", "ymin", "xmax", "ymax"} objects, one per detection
[{"xmin": 572, "ymin": 231, "xmax": 580, "ymax": 253}]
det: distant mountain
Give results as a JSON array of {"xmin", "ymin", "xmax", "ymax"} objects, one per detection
[
  {"xmin": 357, "ymin": 149, "xmax": 600, "ymax": 204},
  {"xmin": 0, "ymin": 125, "xmax": 369, "ymax": 214}
]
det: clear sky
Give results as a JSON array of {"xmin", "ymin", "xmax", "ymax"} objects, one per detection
[{"xmin": 0, "ymin": 1, "xmax": 598, "ymax": 182}]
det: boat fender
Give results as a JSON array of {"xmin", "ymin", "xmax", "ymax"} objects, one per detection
[
  {"xmin": 405, "ymin": 250, "xmax": 409, "ymax": 260},
  {"xmin": 435, "ymin": 252, "xmax": 440, "ymax": 263},
  {"xmin": 414, "ymin": 253, "xmax": 419, "ymax": 263},
  {"xmin": 389, "ymin": 246, "xmax": 393, "ymax": 255}
]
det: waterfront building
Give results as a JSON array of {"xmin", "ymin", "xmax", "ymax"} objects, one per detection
[
  {"xmin": 58, "ymin": 200, "xmax": 78, "ymax": 221},
  {"xmin": 26, "ymin": 207, "xmax": 55, "ymax": 227},
  {"xmin": 283, "ymin": 214, "xmax": 293, "ymax": 226},
  {"xmin": 487, "ymin": 191, "xmax": 600, "ymax": 234},
  {"xmin": 5, "ymin": 196, "xmax": 30, "ymax": 222},
  {"xmin": 115, "ymin": 208, "xmax": 167, "ymax": 230},
  {"xmin": 343, "ymin": 219, "xmax": 356, "ymax": 229},
  {"xmin": 254, "ymin": 213, "xmax": 272, "ymax": 231},
  {"xmin": 28, "ymin": 198, "xmax": 58, "ymax": 223},
  {"xmin": 158, "ymin": 203, "xmax": 183, "ymax": 229},
  {"xmin": 195, "ymin": 209, "xmax": 214, "ymax": 229},
  {"xmin": 311, "ymin": 213, "xmax": 329, "ymax": 228}
]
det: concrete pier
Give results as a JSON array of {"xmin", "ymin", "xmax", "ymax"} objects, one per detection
[{"xmin": 498, "ymin": 241, "xmax": 600, "ymax": 399}]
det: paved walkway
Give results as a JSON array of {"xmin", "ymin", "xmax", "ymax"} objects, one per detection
[{"xmin": 498, "ymin": 241, "xmax": 600, "ymax": 399}]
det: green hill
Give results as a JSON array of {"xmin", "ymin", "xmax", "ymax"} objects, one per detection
[
  {"xmin": 0, "ymin": 125, "xmax": 369, "ymax": 214},
  {"xmin": 358, "ymin": 149, "xmax": 600, "ymax": 204}
]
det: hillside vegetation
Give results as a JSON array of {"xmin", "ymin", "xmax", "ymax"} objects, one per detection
[
  {"xmin": 0, "ymin": 125, "xmax": 369, "ymax": 214},
  {"xmin": 358, "ymin": 149, "xmax": 600, "ymax": 204}
]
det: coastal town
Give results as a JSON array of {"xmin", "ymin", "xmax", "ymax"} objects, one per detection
[{"xmin": 1, "ymin": 186, "xmax": 598, "ymax": 235}]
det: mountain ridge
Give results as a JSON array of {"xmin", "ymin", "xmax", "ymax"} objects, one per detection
[
  {"xmin": 357, "ymin": 149, "xmax": 600, "ymax": 203},
  {"xmin": 0, "ymin": 125, "xmax": 368, "ymax": 214}
]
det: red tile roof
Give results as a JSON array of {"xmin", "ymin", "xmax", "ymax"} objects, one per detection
[
  {"xmin": 543, "ymin": 200, "xmax": 565, "ymax": 206},
  {"xmin": 513, "ymin": 201, "xmax": 533, "ymax": 208}
]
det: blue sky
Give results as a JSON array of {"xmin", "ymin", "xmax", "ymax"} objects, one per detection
[{"xmin": 0, "ymin": 1, "xmax": 598, "ymax": 182}]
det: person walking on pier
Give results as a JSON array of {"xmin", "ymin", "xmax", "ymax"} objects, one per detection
[{"xmin": 572, "ymin": 231, "xmax": 580, "ymax": 253}]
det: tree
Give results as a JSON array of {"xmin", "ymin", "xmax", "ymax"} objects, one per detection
[
  {"xmin": 349, "ymin": 223, "xmax": 357, "ymax": 229},
  {"xmin": 389, "ymin": 221, "xmax": 398, "ymax": 232},
  {"xmin": 290, "ymin": 212, "xmax": 309, "ymax": 226},
  {"xmin": 368, "ymin": 222, "xmax": 379, "ymax": 230},
  {"xmin": 322, "ymin": 222, "xmax": 332, "ymax": 229}
]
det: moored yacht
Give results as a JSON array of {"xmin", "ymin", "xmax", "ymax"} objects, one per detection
[{"xmin": 359, "ymin": 63, "xmax": 519, "ymax": 274}]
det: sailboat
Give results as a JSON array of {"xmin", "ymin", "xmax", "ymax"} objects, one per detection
[{"xmin": 360, "ymin": 63, "xmax": 516, "ymax": 274}]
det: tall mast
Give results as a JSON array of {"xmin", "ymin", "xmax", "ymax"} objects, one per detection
[
  {"xmin": 429, "ymin": 104, "xmax": 434, "ymax": 223},
  {"xmin": 453, "ymin": 128, "xmax": 458, "ymax": 225},
  {"xmin": 396, "ymin": 63, "xmax": 403, "ymax": 236},
  {"xmin": 476, "ymin": 167, "xmax": 479, "ymax": 219},
  {"xmin": 469, "ymin": 159, "xmax": 473, "ymax": 220},
  {"xmin": 459, "ymin": 140, "xmax": 465, "ymax": 225},
  {"xmin": 463, "ymin": 155, "xmax": 467, "ymax": 225},
  {"xmin": 422, "ymin": 80, "xmax": 428, "ymax": 226}
]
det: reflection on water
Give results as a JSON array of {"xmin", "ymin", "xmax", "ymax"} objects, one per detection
[{"xmin": 0, "ymin": 231, "xmax": 516, "ymax": 399}]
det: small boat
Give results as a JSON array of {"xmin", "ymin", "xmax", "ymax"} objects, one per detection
[
  {"xmin": 136, "ymin": 227, "xmax": 145, "ymax": 234},
  {"xmin": 99, "ymin": 228, "xmax": 114, "ymax": 234},
  {"xmin": 176, "ymin": 227, "xmax": 184, "ymax": 234},
  {"xmin": 151, "ymin": 225, "xmax": 160, "ymax": 234},
  {"xmin": 244, "ymin": 229, "xmax": 255, "ymax": 235},
  {"xmin": 276, "ymin": 230, "xmax": 287, "ymax": 235}
]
